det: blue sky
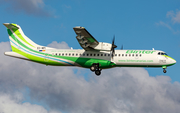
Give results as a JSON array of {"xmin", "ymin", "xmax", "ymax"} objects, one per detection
[{"xmin": 0, "ymin": 0, "xmax": 180, "ymax": 113}]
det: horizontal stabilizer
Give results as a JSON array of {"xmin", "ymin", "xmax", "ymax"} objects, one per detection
[
  {"xmin": 4, "ymin": 52, "xmax": 29, "ymax": 60},
  {"xmin": 3, "ymin": 23, "xmax": 19, "ymax": 30}
]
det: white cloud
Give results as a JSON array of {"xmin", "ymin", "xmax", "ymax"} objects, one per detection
[
  {"xmin": 0, "ymin": 92, "xmax": 61, "ymax": 113},
  {"xmin": 167, "ymin": 10, "xmax": 180, "ymax": 24},
  {"xmin": 47, "ymin": 41, "xmax": 70, "ymax": 49},
  {"xmin": 0, "ymin": 0, "xmax": 53, "ymax": 17},
  {"xmin": 62, "ymin": 4, "xmax": 72, "ymax": 13},
  {"xmin": 156, "ymin": 9, "xmax": 180, "ymax": 34},
  {"xmin": 156, "ymin": 21, "xmax": 179, "ymax": 34},
  {"xmin": 1, "ymin": 41, "xmax": 180, "ymax": 113},
  {"xmin": 156, "ymin": 21, "xmax": 172, "ymax": 30}
]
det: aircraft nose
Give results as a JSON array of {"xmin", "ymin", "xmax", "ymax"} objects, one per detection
[
  {"xmin": 173, "ymin": 59, "xmax": 176, "ymax": 64},
  {"xmin": 170, "ymin": 58, "xmax": 176, "ymax": 64}
]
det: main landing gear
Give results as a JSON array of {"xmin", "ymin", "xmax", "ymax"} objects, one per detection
[{"xmin": 90, "ymin": 63, "xmax": 102, "ymax": 76}]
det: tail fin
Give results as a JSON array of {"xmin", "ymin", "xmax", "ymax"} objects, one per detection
[{"xmin": 3, "ymin": 23, "xmax": 40, "ymax": 52}]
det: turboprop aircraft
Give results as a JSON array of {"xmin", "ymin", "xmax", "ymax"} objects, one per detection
[{"xmin": 3, "ymin": 23, "xmax": 176, "ymax": 76}]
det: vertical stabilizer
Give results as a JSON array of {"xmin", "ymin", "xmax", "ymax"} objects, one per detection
[{"xmin": 3, "ymin": 23, "xmax": 40, "ymax": 52}]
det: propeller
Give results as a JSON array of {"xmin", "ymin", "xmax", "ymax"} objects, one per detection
[
  {"xmin": 111, "ymin": 35, "xmax": 117, "ymax": 59},
  {"xmin": 121, "ymin": 45, "xmax": 123, "ymax": 50}
]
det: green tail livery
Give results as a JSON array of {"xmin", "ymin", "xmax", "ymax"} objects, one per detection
[{"xmin": 3, "ymin": 23, "xmax": 176, "ymax": 76}]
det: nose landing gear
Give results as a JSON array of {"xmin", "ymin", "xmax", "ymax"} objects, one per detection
[
  {"xmin": 163, "ymin": 69, "xmax": 167, "ymax": 73},
  {"xmin": 90, "ymin": 63, "xmax": 101, "ymax": 76},
  {"xmin": 162, "ymin": 66, "xmax": 167, "ymax": 73}
]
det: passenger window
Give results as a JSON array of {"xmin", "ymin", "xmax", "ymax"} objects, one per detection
[
  {"xmin": 62, "ymin": 53, "xmax": 64, "ymax": 56},
  {"xmin": 108, "ymin": 54, "xmax": 110, "ymax": 56},
  {"xmin": 59, "ymin": 53, "xmax": 61, "ymax": 56},
  {"xmin": 65, "ymin": 53, "xmax": 67, "ymax": 56},
  {"xmin": 158, "ymin": 52, "xmax": 160, "ymax": 55},
  {"xmin": 83, "ymin": 54, "xmax": 85, "ymax": 56},
  {"xmin": 90, "ymin": 54, "xmax": 92, "ymax": 56},
  {"xmin": 136, "ymin": 54, "xmax": 138, "ymax": 56},
  {"xmin": 140, "ymin": 54, "xmax": 142, "ymax": 57},
  {"xmin": 87, "ymin": 54, "xmax": 89, "ymax": 56},
  {"xmin": 115, "ymin": 54, "xmax": 117, "ymax": 56},
  {"xmin": 119, "ymin": 54, "xmax": 120, "ymax": 56},
  {"xmin": 72, "ymin": 53, "xmax": 74, "ymax": 56},
  {"xmin": 104, "ymin": 54, "xmax": 106, "ymax": 56},
  {"xmin": 69, "ymin": 53, "xmax": 71, "ymax": 56},
  {"xmin": 94, "ymin": 54, "xmax": 96, "ymax": 56},
  {"xmin": 42, "ymin": 47, "xmax": 46, "ymax": 49},
  {"xmin": 122, "ymin": 54, "xmax": 124, "ymax": 56},
  {"xmin": 97, "ymin": 54, "xmax": 99, "ymax": 56},
  {"xmin": 125, "ymin": 54, "xmax": 127, "ymax": 57},
  {"xmin": 76, "ymin": 54, "xmax": 78, "ymax": 56},
  {"xmin": 132, "ymin": 54, "xmax": 134, "ymax": 57},
  {"xmin": 101, "ymin": 54, "xmax": 103, "ymax": 56},
  {"xmin": 129, "ymin": 54, "xmax": 131, "ymax": 56}
]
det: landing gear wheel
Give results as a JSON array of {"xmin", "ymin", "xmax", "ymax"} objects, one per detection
[
  {"xmin": 90, "ymin": 63, "xmax": 102, "ymax": 76},
  {"xmin": 95, "ymin": 70, "xmax": 101, "ymax": 76},
  {"xmin": 90, "ymin": 65, "xmax": 96, "ymax": 72},
  {"xmin": 163, "ymin": 69, "xmax": 167, "ymax": 73}
]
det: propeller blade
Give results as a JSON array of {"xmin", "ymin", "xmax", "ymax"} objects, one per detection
[
  {"xmin": 111, "ymin": 35, "xmax": 117, "ymax": 59},
  {"xmin": 112, "ymin": 35, "xmax": 115, "ymax": 44},
  {"xmin": 121, "ymin": 45, "xmax": 123, "ymax": 50}
]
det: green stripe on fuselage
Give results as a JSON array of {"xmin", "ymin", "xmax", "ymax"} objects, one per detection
[
  {"xmin": 11, "ymin": 45, "xmax": 66, "ymax": 66},
  {"xmin": 10, "ymin": 28, "xmax": 34, "ymax": 48},
  {"xmin": 162, "ymin": 55, "xmax": 175, "ymax": 61},
  {"xmin": 115, "ymin": 63, "xmax": 175, "ymax": 67},
  {"xmin": 8, "ymin": 29, "xmax": 42, "ymax": 54}
]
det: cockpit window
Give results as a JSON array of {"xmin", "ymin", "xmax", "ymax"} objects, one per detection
[{"xmin": 158, "ymin": 52, "xmax": 168, "ymax": 56}]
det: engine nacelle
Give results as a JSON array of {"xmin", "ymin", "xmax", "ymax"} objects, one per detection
[{"xmin": 93, "ymin": 42, "xmax": 112, "ymax": 51}]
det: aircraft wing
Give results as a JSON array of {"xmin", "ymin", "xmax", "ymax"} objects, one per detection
[{"xmin": 73, "ymin": 27, "xmax": 99, "ymax": 51}]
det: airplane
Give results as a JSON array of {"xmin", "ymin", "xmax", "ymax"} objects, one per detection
[{"xmin": 3, "ymin": 23, "xmax": 176, "ymax": 76}]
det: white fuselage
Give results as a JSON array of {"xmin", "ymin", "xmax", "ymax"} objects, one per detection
[{"xmin": 40, "ymin": 49, "xmax": 176, "ymax": 67}]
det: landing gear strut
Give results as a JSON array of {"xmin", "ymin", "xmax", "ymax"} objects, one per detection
[
  {"xmin": 90, "ymin": 63, "xmax": 101, "ymax": 76},
  {"xmin": 162, "ymin": 66, "xmax": 167, "ymax": 73}
]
